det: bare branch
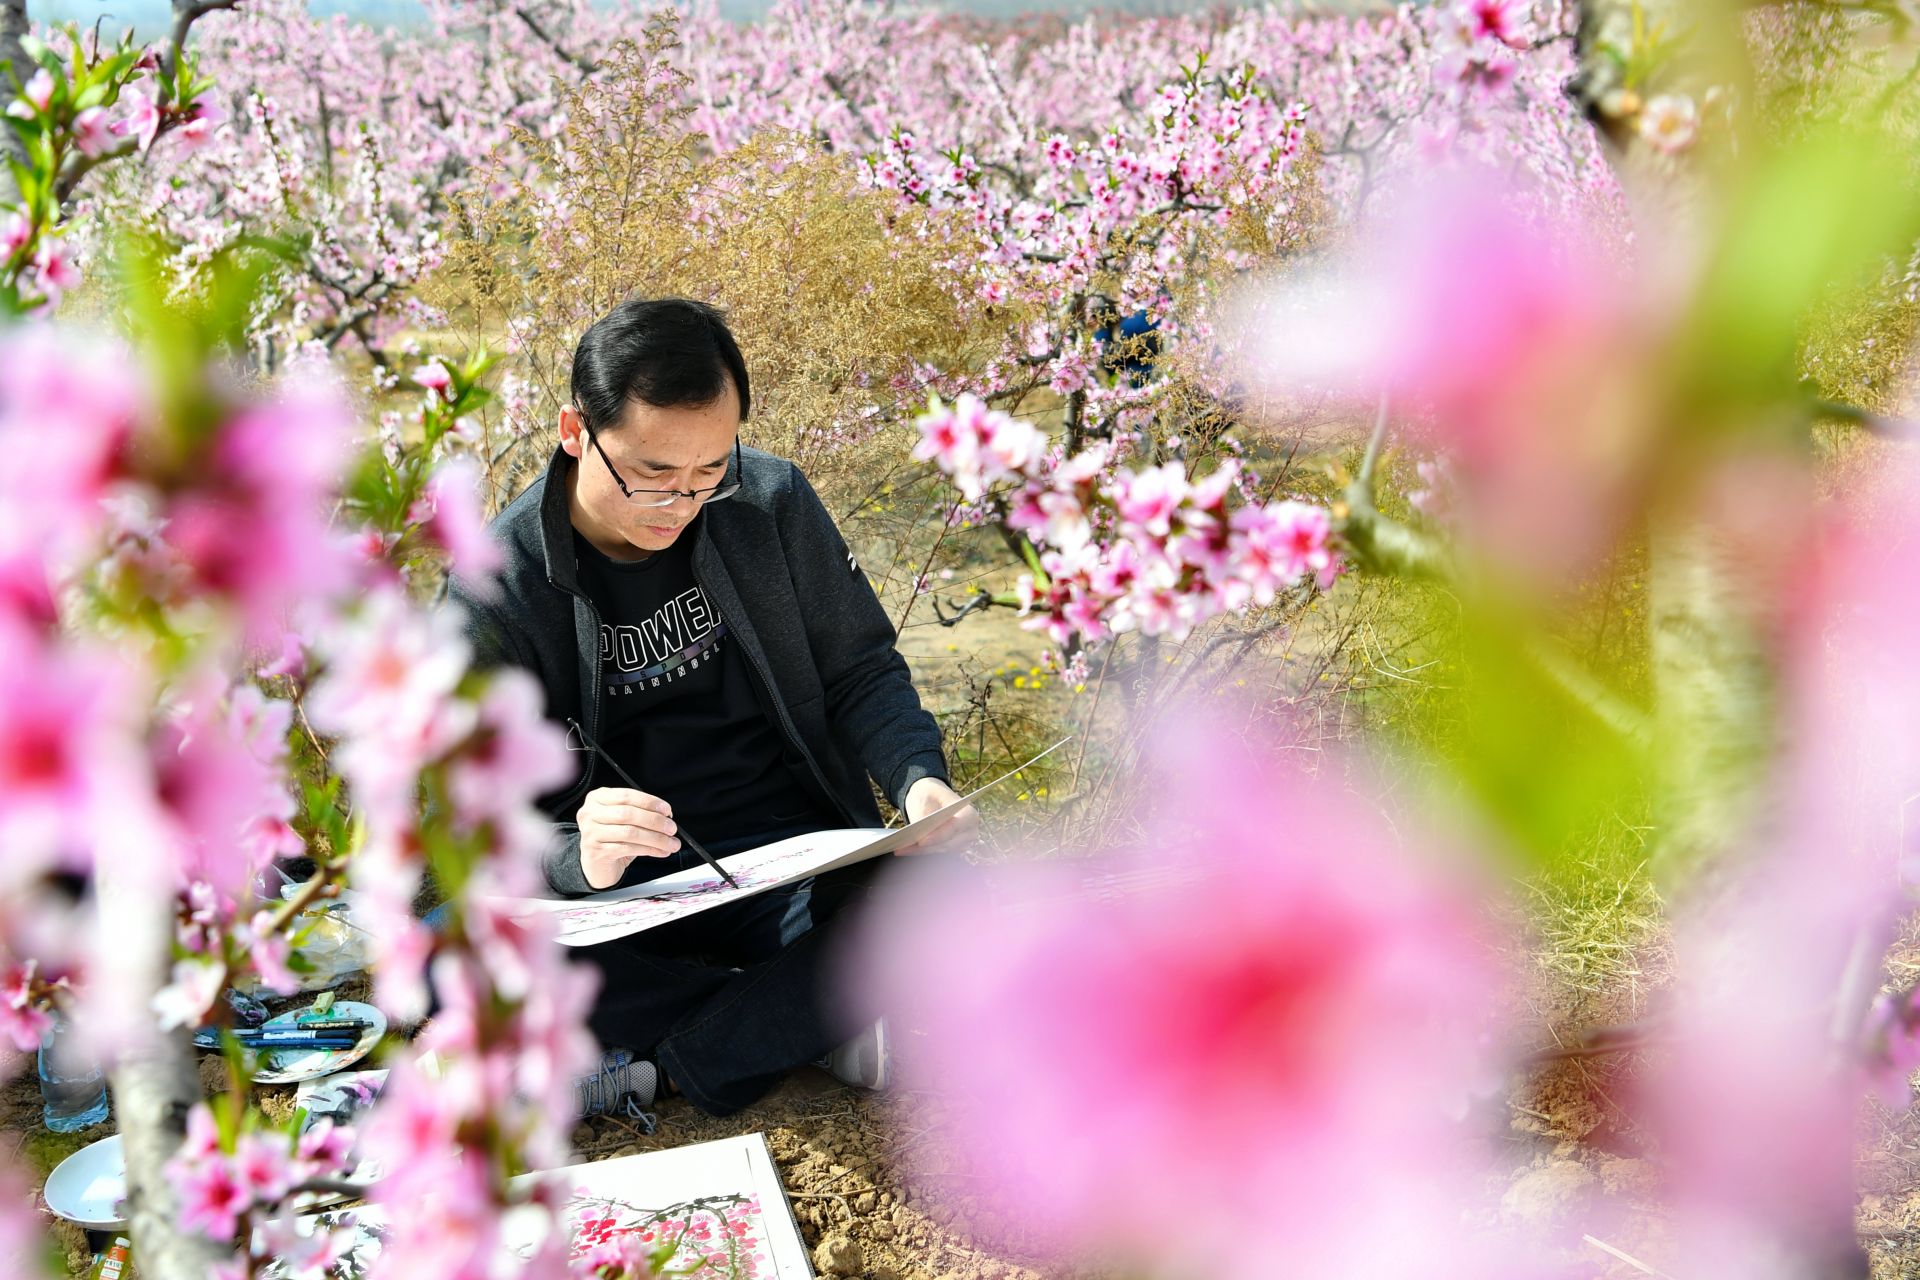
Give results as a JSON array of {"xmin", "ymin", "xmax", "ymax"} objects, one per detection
[
  {"xmin": 167, "ymin": 0, "xmax": 241, "ymax": 84},
  {"xmin": 512, "ymin": 3, "xmax": 596, "ymax": 77}
]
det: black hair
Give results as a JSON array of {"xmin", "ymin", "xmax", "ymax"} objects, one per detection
[{"xmin": 569, "ymin": 297, "xmax": 751, "ymax": 431}]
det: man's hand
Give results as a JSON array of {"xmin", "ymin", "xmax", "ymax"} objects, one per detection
[
  {"xmin": 577, "ymin": 786, "xmax": 681, "ymax": 890},
  {"xmin": 896, "ymin": 777, "xmax": 979, "ymax": 855}
]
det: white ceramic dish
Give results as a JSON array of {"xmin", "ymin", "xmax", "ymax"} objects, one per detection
[{"xmin": 43, "ymin": 1133, "xmax": 127, "ymax": 1229}]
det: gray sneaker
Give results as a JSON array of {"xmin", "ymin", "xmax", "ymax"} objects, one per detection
[
  {"xmin": 817, "ymin": 1018, "xmax": 892, "ymax": 1091},
  {"xmin": 574, "ymin": 1048, "xmax": 659, "ymax": 1124}
]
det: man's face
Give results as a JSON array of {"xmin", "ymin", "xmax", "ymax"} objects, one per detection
[{"xmin": 559, "ymin": 392, "xmax": 740, "ymax": 557}]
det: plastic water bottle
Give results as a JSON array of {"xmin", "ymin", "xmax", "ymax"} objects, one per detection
[{"xmin": 38, "ymin": 1013, "xmax": 109, "ymax": 1132}]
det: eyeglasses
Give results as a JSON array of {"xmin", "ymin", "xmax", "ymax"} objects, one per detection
[{"xmin": 582, "ymin": 420, "xmax": 742, "ymax": 510}]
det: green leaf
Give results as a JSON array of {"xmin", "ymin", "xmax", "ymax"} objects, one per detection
[
  {"xmin": 1677, "ymin": 119, "xmax": 1920, "ymax": 428},
  {"xmin": 1016, "ymin": 535, "xmax": 1049, "ymax": 586},
  {"xmin": 1415, "ymin": 603, "xmax": 1651, "ymax": 872}
]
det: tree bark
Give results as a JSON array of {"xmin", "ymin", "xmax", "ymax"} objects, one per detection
[
  {"xmin": 1, "ymin": 0, "xmax": 28, "ymax": 209},
  {"xmin": 96, "ymin": 859, "xmax": 236, "ymax": 1280},
  {"xmin": 95, "ymin": 862, "xmax": 235, "ymax": 1280}
]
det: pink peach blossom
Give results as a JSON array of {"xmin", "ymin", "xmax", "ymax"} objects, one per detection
[
  {"xmin": 0, "ymin": 211, "xmax": 28, "ymax": 262},
  {"xmin": 0, "ymin": 324, "xmax": 143, "ymax": 561},
  {"xmin": 173, "ymin": 94, "xmax": 223, "ymax": 153},
  {"xmin": 0, "ymin": 619, "xmax": 149, "ymax": 881},
  {"xmin": 0, "ymin": 961, "xmax": 52, "ymax": 1052},
  {"xmin": 162, "ymin": 379, "xmax": 357, "ymax": 643},
  {"xmin": 416, "ymin": 455, "xmax": 504, "ymax": 593},
  {"xmin": 444, "ymin": 668, "xmax": 573, "ymax": 836},
  {"xmin": 5, "ymin": 69, "xmax": 53, "ymax": 119},
  {"xmin": 1460, "ymin": 0, "xmax": 1532, "ymax": 49},
  {"xmin": 71, "ymin": 106, "xmax": 114, "ymax": 157},
  {"xmin": 174, "ymin": 1147, "xmax": 250, "ymax": 1241},
  {"xmin": 112, "ymin": 88, "xmax": 160, "ymax": 152},
  {"xmin": 853, "ymin": 707, "xmax": 1520, "ymax": 1278},
  {"xmin": 411, "ymin": 359, "xmax": 454, "ymax": 398}
]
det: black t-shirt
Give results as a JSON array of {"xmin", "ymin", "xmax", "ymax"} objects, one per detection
[{"xmin": 572, "ymin": 517, "xmax": 840, "ymax": 879}]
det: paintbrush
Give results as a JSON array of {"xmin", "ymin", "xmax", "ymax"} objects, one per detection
[{"xmin": 565, "ymin": 716, "xmax": 742, "ymax": 890}]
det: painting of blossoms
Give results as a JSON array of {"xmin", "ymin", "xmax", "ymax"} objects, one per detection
[
  {"xmin": 265, "ymin": 1136, "xmax": 804, "ymax": 1279},
  {"xmin": 10, "ymin": 0, "xmax": 1920, "ymax": 1278}
]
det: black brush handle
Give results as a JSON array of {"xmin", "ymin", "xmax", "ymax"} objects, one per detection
[{"xmin": 566, "ymin": 717, "xmax": 742, "ymax": 890}]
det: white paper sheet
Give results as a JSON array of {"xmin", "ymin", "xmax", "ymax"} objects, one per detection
[{"xmin": 505, "ymin": 736, "xmax": 1068, "ymax": 947}]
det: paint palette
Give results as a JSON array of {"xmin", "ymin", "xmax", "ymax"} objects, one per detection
[{"xmin": 250, "ymin": 1000, "xmax": 386, "ymax": 1085}]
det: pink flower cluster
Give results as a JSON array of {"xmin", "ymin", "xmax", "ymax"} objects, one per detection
[
  {"xmin": 0, "ymin": 303, "xmax": 596, "ymax": 1273},
  {"xmin": 914, "ymin": 396, "xmax": 1340, "ymax": 645},
  {"xmin": 300, "ymin": 586, "xmax": 600, "ymax": 1279},
  {"xmin": 855, "ymin": 708, "xmax": 1521, "ymax": 1279},
  {"xmin": 168, "ymin": 1102, "xmax": 361, "ymax": 1275},
  {"xmin": 909, "ymin": 394, "xmax": 1046, "ymax": 500},
  {"xmin": 1, "ymin": 27, "xmax": 234, "ymax": 312}
]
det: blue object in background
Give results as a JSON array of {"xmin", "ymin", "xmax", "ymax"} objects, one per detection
[
  {"xmin": 38, "ymin": 1012, "xmax": 110, "ymax": 1133},
  {"xmin": 1093, "ymin": 309, "xmax": 1162, "ymax": 387}
]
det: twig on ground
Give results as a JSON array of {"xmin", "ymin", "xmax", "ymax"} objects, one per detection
[{"xmin": 1583, "ymin": 1234, "xmax": 1679, "ymax": 1279}]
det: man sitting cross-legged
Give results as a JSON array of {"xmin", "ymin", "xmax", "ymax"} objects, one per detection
[{"xmin": 448, "ymin": 296, "xmax": 973, "ymax": 1117}]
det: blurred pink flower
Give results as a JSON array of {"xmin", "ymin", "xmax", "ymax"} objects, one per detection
[
  {"xmin": 173, "ymin": 1141, "xmax": 250, "ymax": 1241},
  {"xmin": 362, "ymin": 1120, "xmax": 503, "ymax": 1280},
  {"xmin": 0, "ymin": 961, "xmax": 52, "ymax": 1051},
  {"xmin": 149, "ymin": 672, "xmax": 297, "ymax": 893},
  {"xmin": 232, "ymin": 1130, "xmax": 295, "ymax": 1205},
  {"xmin": 415, "ymin": 455, "xmax": 503, "ymax": 595},
  {"xmin": 0, "ymin": 324, "xmax": 141, "ymax": 561},
  {"xmin": 854, "ymin": 707, "xmax": 1520, "ymax": 1278},
  {"xmin": 5, "ymin": 69, "xmax": 53, "ymax": 119},
  {"xmin": 295, "ymin": 1118, "xmax": 354, "ymax": 1177},
  {"xmin": 173, "ymin": 94, "xmax": 223, "ymax": 153},
  {"xmin": 152, "ymin": 955, "xmax": 226, "ymax": 1030},
  {"xmin": 411, "ymin": 360, "xmax": 454, "ymax": 398},
  {"xmin": 0, "ymin": 618, "xmax": 148, "ymax": 880},
  {"xmin": 1111, "ymin": 459, "xmax": 1187, "ymax": 537},
  {"xmin": 71, "ymin": 106, "xmax": 113, "ymax": 157},
  {"xmin": 112, "ymin": 89, "xmax": 160, "ymax": 152},
  {"xmin": 1639, "ymin": 458, "xmax": 1920, "ymax": 1275},
  {"xmin": 0, "ymin": 1165, "xmax": 48, "ymax": 1276},
  {"xmin": 0, "ymin": 212, "xmax": 28, "ymax": 262},
  {"xmin": 1271, "ymin": 500, "xmax": 1337, "ymax": 586},
  {"xmin": 1442, "ymin": 47, "xmax": 1520, "ymax": 98},
  {"xmin": 241, "ymin": 911, "xmax": 300, "ymax": 995},
  {"xmin": 308, "ymin": 590, "xmax": 475, "ymax": 822},
  {"xmin": 912, "ymin": 394, "xmax": 1043, "ymax": 500},
  {"xmin": 1461, "ymin": 0, "xmax": 1532, "ymax": 49},
  {"xmin": 1237, "ymin": 177, "xmax": 1655, "ymax": 583},
  {"xmin": 444, "ymin": 668, "xmax": 573, "ymax": 838},
  {"xmin": 163, "ymin": 378, "xmax": 355, "ymax": 643}
]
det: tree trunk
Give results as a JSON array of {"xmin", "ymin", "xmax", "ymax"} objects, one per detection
[
  {"xmin": 1, "ymin": 0, "xmax": 28, "ymax": 209},
  {"xmin": 95, "ymin": 862, "xmax": 234, "ymax": 1279}
]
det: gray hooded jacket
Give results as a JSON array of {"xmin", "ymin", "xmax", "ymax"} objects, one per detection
[{"xmin": 447, "ymin": 442, "xmax": 950, "ymax": 897}]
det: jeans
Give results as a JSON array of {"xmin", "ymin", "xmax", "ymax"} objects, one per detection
[{"xmin": 572, "ymin": 853, "xmax": 890, "ymax": 1116}]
